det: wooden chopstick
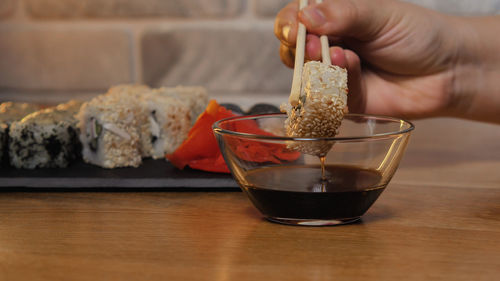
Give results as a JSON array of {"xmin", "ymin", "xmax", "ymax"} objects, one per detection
[
  {"xmin": 316, "ymin": 0, "xmax": 331, "ymax": 65},
  {"xmin": 289, "ymin": 0, "xmax": 331, "ymax": 106},
  {"xmin": 289, "ymin": 0, "xmax": 308, "ymax": 107}
]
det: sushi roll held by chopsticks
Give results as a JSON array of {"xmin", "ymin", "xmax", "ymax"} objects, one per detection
[{"xmin": 281, "ymin": 0, "xmax": 348, "ymax": 156}]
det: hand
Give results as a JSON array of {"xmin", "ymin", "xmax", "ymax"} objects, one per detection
[{"xmin": 275, "ymin": 0, "xmax": 481, "ymax": 121}]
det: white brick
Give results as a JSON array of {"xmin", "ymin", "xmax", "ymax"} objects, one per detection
[
  {"xmin": 0, "ymin": 28, "xmax": 133, "ymax": 91},
  {"xmin": 25, "ymin": 0, "xmax": 246, "ymax": 18},
  {"xmin": 141, "ymin": 27, "xmax": 293, "ymax": 94}
]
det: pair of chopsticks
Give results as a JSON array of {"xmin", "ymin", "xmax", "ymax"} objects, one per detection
[{"xmin": 289, "ymin": 0, "xmax": 331, "ymax": 107}]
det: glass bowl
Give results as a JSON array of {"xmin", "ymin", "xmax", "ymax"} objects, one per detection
[{"xmin": 213, "ymin": 113, "xmax": 414, "ymax": 226}]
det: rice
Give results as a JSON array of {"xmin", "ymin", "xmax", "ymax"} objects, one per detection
[
  {"xmin": 77, "ymin": 93, "xmax": 142, "ymax": 168},
  {"xmin": 0, "ymin": 102, "xmax": 42, "ymax": 164},
  {"xmin": 138, "ymin": 92, "xmax": 191, "ymax": 159},
  {"xmin": 8, "ymin": 100, "xmax": 83, "ymax": 169},
  {"xmin": 153, "ymin": 86, "xmax": 209, "ymax": 124}
]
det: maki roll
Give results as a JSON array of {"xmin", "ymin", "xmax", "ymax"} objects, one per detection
[
  {"xmin": 77, "ymin": 93, "xmax": 142, "ymax": 168},
  {"xmin": 139, "ymin": 92, "xmax": 191, "ymax": 159},
  {"xmin": 282, "ymin": 61, "xmax": 348, "ymax": 138},
  {"xmin": 8, "ymin": 100, "xmax": 82, "ymax": 169},
  {"xmin": 281, "ymin": 61, "xmax": 348, "ymax": 156},
  {"xmin": 153, "ymin": 86, "xmax": 209, "ymax": 124},
  {"xmin": 105, "ymin": 84, "xmax": 192, "ymax": 159},
  {"xmin": 0, "ymin": 102, "xmax": 42, "ymax": 164}
]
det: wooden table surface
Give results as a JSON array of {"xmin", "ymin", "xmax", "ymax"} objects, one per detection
[{"xmin": 1, "ymin": 118, "xmax": 499, "ymax": 281}]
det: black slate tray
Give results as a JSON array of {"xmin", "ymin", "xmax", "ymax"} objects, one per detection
[{"xmin": 0, "ymin": 159, "xmax": 238, "ymax": 189}]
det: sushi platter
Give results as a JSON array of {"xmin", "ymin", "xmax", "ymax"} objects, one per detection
[{"xmin": 0, "ymin": 85, "xmax": 282, "ymax": 190}]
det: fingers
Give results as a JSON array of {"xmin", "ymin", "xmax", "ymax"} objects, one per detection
[
  {"xmin": 276, "ymin": 0, "xmax": 390, "ymax": 68},
  {"xmin": 329, "ymin": 46, "xmax": 347, "ymax": 68},
  {"xmin": 299, "ymin": 0, "xmax": 389, "ymax": 40},
  {"xmin": 280, "ymin": 44, "xmax": 295, "ymax": 68},
  {"xmin": 279, "ymin": 36, "xmax": 357, "ymax": 71},
  {"xmin": 274, "ymin": 1, "xmax": 299, "ymax": 48},
  {"xmin": 275, "ymin": 1, "xmax": 300, "ymax": 68},
  {"xmin": 305, "ymin": 34, "xmax": 322, "ymax": 61},
  {"xmin": 279, "ymin": 34, "xmax": 322, "ymax": 69}
]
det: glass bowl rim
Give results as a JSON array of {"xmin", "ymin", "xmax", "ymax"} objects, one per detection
[{"xmin": 213, "ymin": 113, "xmax": 415, "ymax": 142}]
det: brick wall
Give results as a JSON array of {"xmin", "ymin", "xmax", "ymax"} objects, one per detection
[{"xmin": 1, "ymin": 0, "xmax": 499, "ymax": 106}]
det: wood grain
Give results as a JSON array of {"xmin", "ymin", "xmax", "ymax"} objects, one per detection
[{"xmin": 0, "ymin": 117, "xmax": 499, "ymax": 281}]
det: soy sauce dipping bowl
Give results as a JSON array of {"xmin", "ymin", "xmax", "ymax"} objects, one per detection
[{"xmin": 213, "ymin": 113, "xmax": 414, "ymax": 226}]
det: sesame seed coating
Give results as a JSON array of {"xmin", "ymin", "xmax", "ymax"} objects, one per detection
[
  {"xmin": 77, "ymin": 90, "xmax": 143, "ymax": 168},
  {"xmin": 282, "ymin": 61, "xmax": 348, "ymax": 156}
]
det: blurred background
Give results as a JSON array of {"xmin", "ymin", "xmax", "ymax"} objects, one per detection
[{"xmin": 1, "ymin": 0, "xmax": 499, "ymax": 107}]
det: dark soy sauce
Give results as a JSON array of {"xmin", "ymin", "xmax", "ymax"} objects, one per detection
[
  {"xmin": 242, "ymin": 165, "xmax": 385, "ymax": 220},
  {"xmin": 320, "ymin": 156, "xmax": 327, "ymax": 191}
]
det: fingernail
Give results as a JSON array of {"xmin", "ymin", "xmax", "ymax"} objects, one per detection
[
  {"xmin": 301, "ymin": 7, "xmax": 325, "ymax": 27},
  {"xmin": 282, "ymin": 25, "xmax": 291, "ymax": 41}
]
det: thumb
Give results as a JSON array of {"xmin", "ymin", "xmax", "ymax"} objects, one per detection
[{"xmin": 299, "ymin": 0, "xmax": 390, "ymax": 40}]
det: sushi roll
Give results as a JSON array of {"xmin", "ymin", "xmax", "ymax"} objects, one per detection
[
  {"xmin": 281, "ymin": 61, "xmax": 348, "ymax": 156},
  {"xmin": 282, "ymin": 61, "xmax": 348, "ymax": 138},
  {"xmin": 139, "ymin": 92, "xmax": 191, "ymax": 159},
  {"xmin": 8, "ymin": 100, "xmax": 83, "ymax": 169},
  {"xmin": 77, "ymin": 93, "xmax": 142, "ymax": 168},
  {"xmin": 105, "ymin": 84, "xmax": 192, "ymax": 159},
  {"xmin": 0, "ymin": 102, "xmax": 42, "ymax": 164},
  {"xmin": 153, "ymin": 86, "xmax": 209, "ymax": 124}
]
